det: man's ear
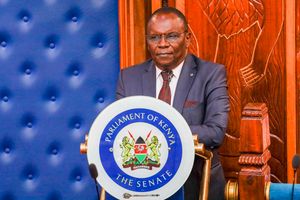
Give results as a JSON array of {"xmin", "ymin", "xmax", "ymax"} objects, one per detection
[{"xmin": 185, "ymin": 32, "xmax": 191, "ymax": 47}]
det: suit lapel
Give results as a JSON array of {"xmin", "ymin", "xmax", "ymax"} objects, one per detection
[
  {"xmin": 142, "ymin": 61, "xmax": 156, "ymax": 97},
  {"xmin": 173, "ymin": 54, "xmax": 198, "ymax": 113}
]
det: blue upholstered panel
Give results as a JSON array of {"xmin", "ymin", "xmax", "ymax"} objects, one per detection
[
  {"xmin": 269, "ymin": 183, "xmax": 300, "ymax": 200},
  {"xmin": 0, "ymin": 1, "xmax": 119, "ymax": 199}
]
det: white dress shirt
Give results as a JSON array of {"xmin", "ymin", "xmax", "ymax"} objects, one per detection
[{"xmin": 155, "ymin": 61, "xmax": 184, "ymax": 106}]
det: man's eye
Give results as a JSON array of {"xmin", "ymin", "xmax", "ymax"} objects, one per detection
[
  {"xmin": 148, "ymin": 35, "xmax": 160, "ymax": 41},
  {"xmin": 166, "ymin": 33, "xmax": 179, "ymax": 40}
]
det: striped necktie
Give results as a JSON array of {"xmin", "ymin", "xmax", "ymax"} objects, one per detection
[{"xmin": 158, "ymin": 70, "xmax": 173, "ymax": 104}]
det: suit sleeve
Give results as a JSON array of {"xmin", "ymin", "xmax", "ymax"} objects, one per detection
[
  {"xmin": 116, "ymin": 70, "xmax": 125, "ymax": 100},
  {"xmin": 190, "ymin": 66, "xmax": 230, "ymax": 148}
]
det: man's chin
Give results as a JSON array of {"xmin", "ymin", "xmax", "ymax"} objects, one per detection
[
  {"xmin": 154, "ymin": 60, "xmax": 174, "ymax": 69},
  {"xmin": 156, "ymin": 63, "xmax": 172, "ymax": 69}
]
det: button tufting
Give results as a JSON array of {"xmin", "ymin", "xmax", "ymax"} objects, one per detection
[
  {"xmin": 71, "ymin": 16, "xmax": 78, "ymax": 22},
  {"xmin": 74, "ymin": 123, "xmax": 80, "ymax": 129},
  {"xmin": 47, "ymin": 142, "xmax": 61, "ymax": 157},
  {"xmin": 69, "ymin": 117, "xmax": 83, "ymax": 130},
  {"xmin": 97, "ymin": 42, "xmax": 103, "ymax": 48},
  {"xmin": 45, "ymin": 35, "xmax": 59, "ymax": 50},
  {"xmin": 65, "ymin": 7, "xmax": 82, "ymax": 25},
  {"xmin": 23, "ymin": 16, "xmax": 29, "ymax": 22},
  {"xmin": 98, "ymin": 97, "xmax": 104, "ymax": 103},
  {"xmin": 22, "ymin": 165, "xmax": 38, "ymax": 182},
  {"xmin": 75, "ymin": 175, "xmax": 81, "ymax": 181},
  {"xmin": 27, "ymin": 174, "xmax": 33, "ymax": 180},
  {"xmin": 20, "ymin": 61, "xmax": 35, "ymax": 76},
  {"xmin": 1, "ymin": 41, "xmax": 7, "ymax": 47},
  {"xmin": 4, "ymin": 147, "xmax": 10, "ymax": 154},
  {"xmin": 22, "ymin": 114, "xmax": 36, "ymax": 128},
  {"xmin": 50, "ymin": 96, "xmax": 56, "ymax": 102},
  {"xmin": 70, "ymin": 168, "xmax": 84, "ymax": 184},
  {"xmin": 49, "ymin": 43, "xmax": 55, "ymax": 49},
  {"xmin": 73, "ymin": 70, "xmax": 79, "ymax": 76},
  {"xmin": 25, "ymin": 68, "xmax": 31, "ymax": 75},
  {"xmin": 2, "ymin": 96, "xmax": 8, "ymax": 102},
  {"xmin": 44, "ymin": 87, "xmax": 60, "ymax": 104},
  {"xmin": 67, "ymin": 62, "xmax": 82, "ymax": 78},
  {"xmin": 1, "ymin": 138, "xmax": 13, "ymax": 156},
  {"xmin": 52, "ymin": 149, "xmax": 58, "ymax": 155},
  {"xmin": 0, "ymin": 1, "xmax": 120, "ymax": 199},
  {"xmin": 27, "ymin": 122, "xmax": 33, "ymax": 128},
  {"xmin": 18, "ymin": 10, "xmax": 31, "ymax": 23}
]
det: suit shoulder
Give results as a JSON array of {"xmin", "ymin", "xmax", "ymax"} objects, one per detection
[
  {"xmin": 191, "ymin": 55, "xmax": 225, "ymax": 72},
  {"xmin": 121, "ymin": 59, "xmax": 152, "ymax": 75},
  {"xmin": 193, "ymin": 56, "xmax": 224, "ymax": 68}
]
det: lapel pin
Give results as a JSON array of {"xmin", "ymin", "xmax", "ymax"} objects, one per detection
[{"xmin": 190, "ymin": 73, "xmax": 194, "ymax": 77}]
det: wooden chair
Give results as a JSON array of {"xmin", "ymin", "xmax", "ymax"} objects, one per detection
[{"xmin": 224, "ymin": 103, "xmax": 271, "ymax": 200}]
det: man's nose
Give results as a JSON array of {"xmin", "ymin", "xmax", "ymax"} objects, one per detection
[{"xmin": 157, "ymin": 35, "xmax": 169, "ymax": 47}]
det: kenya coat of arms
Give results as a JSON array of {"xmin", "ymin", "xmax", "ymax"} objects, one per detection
[{"xmin": 120, "ymin": 131, "xmax": 161, "ymax": 170}]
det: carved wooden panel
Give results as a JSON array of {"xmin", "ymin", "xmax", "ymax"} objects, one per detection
[{"xmin": 185, "ymin": 0, "xmax": 286, "ymax": 182}]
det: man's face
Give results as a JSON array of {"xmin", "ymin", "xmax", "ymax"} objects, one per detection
[{"xmin": 146, "ymin": 13, "xmax": 190, "ymax": 70}]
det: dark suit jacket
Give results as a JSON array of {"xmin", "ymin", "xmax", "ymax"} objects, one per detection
[{"xmin": 116, "ymin": 54, "xmax": 230, "ymax": 200}]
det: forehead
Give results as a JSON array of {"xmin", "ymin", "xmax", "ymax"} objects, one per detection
[{"xmin": 147, "ymin": 13, "xmax": 185, "ymax": 33}]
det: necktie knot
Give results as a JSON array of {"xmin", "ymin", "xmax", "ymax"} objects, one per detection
[{"xmin": 161, "ymin": 70, "xmax": 173, "ymax": 82}]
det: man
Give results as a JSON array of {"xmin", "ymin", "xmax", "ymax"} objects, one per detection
[{"xmin": 116, "ymin": 7, "xmax": 229, "ymax": 200}]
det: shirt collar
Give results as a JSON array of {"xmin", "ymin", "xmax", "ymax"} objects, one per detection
[{"xmin": 155, "ymin": 60, "xmax": 185, "ymax": 80}]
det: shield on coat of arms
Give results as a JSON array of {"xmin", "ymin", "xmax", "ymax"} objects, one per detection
[{"xmin": 134, "ymin": 136, "xmax": 147, "ymax": 163}]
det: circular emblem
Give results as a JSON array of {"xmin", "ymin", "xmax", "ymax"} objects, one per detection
[{"xmin": 87, "ymin": 96, "xmax": 195, "ymax": 199}]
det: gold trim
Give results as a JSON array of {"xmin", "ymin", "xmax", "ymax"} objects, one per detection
[
  {"xmin": 225, "ymin": 180, "xmax": 238, "ymax": 200},
  {"xmin": 80, "ymin": 134, "xmax": 88, "ymax": 154},
  {"xmin": 100, "ymin": 188, "xmax": 106, "ymax": 200},
  {"xmin": 264, "ymin": 181, "xmax": 271, "ymax": 200},
  {"xmin": 194, "ymin": 135, "xmax": 213, "ymax": 200}
]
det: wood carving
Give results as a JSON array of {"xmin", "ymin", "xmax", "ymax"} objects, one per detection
[
  {"xmin": 189, "ymin": 0, "xmax": 283, "ymax": 87},
  {"xmin": 238, "ymin": 150, "xmax": 271, "ymax": 166},
  {"xmin": 186, "ymin": 0, "xmax": 286, "ymax": 182},
  {"xmin": 238, "ymin": 103, "xmax": 271, "ymax": 200}
]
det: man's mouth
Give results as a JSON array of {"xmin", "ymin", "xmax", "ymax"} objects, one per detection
[{"xmin": 156, "ymin": 52, "xmax": 172, "ymax": 56}]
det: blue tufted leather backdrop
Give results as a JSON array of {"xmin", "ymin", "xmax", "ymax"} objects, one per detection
[{"xmin": 0, "ymin": 1, "xmax": 119, "ymax": 199}]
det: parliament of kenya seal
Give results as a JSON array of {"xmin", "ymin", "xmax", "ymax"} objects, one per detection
[{"xmin": 87, "ymin": 96, "xmax": 195, "ymax": 199}]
